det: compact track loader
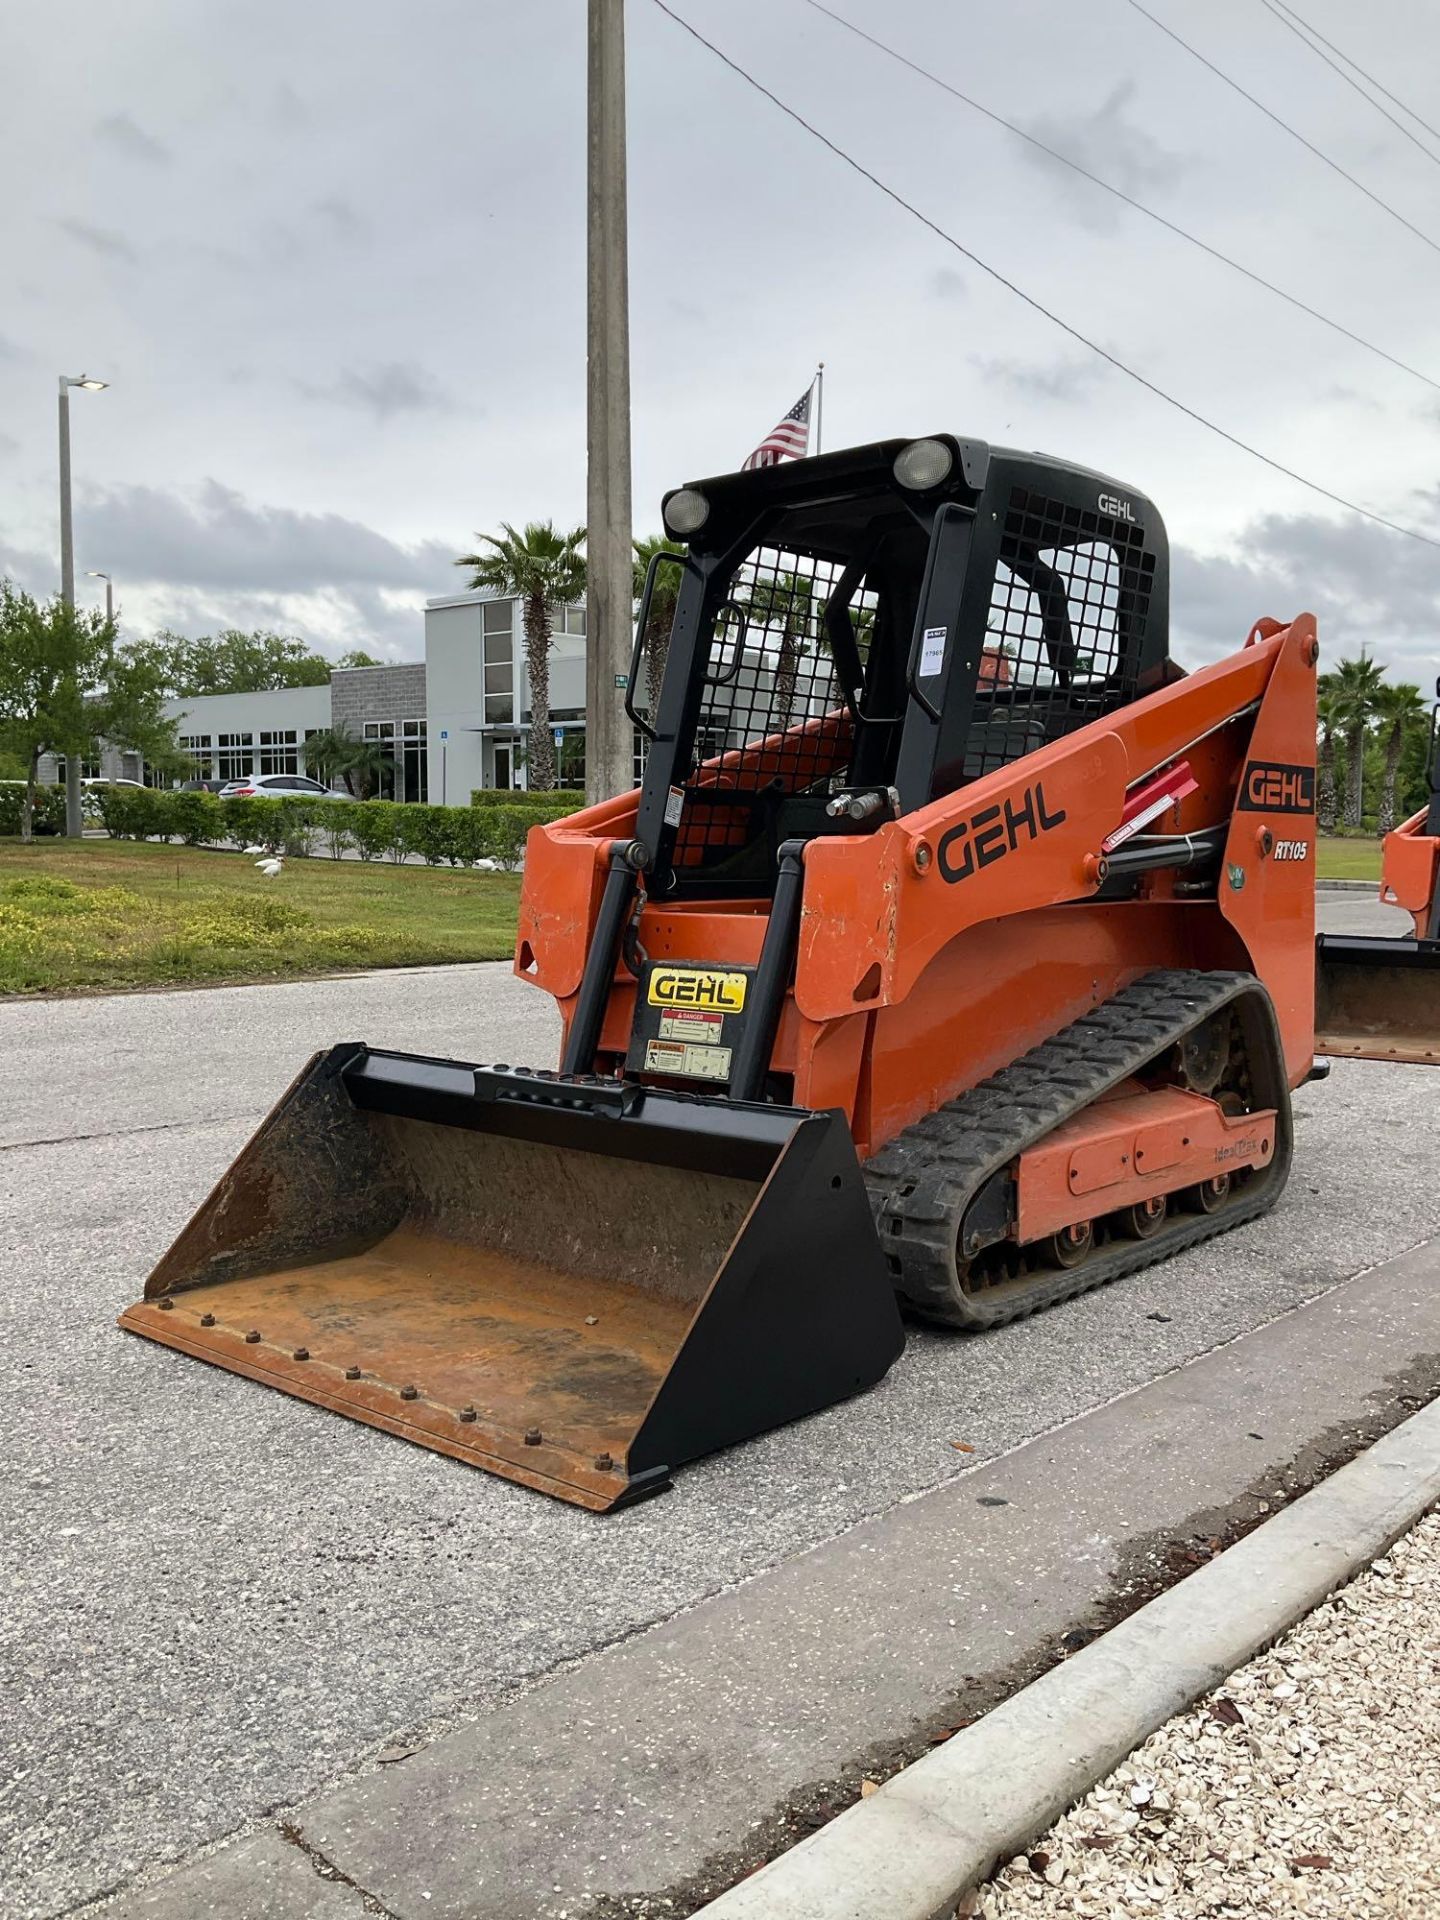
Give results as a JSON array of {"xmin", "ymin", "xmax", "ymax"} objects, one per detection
[{"xmin": 121, "ymin": 435, "xmax": 1440, "ymax": 1509}]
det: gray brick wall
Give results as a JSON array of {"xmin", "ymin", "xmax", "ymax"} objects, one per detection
[{"xmin": 329, "ymin": 663, "xmax": 427, "ymax": 733}]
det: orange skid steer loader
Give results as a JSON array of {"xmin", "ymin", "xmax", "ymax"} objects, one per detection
[{"xmin": 121, "ymin": 436, "xmax": 1440, "ymax": 1510}]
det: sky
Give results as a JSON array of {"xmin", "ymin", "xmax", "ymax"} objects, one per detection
[{"xmin": 2, "ymin": 0, "xmax": 1439, "ymax": 682}]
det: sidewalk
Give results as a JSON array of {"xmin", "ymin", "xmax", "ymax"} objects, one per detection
[{"xmin": 972, "ymin": 1508, "xmax": 1440, "ymax": 1918}]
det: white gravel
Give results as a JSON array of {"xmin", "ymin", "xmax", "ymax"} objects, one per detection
[{"xmin": 966, "ymin": 1505, "xmax": 1440, "ymax": 1919}]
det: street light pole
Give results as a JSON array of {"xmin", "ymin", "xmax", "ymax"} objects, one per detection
[
  {"xmin": 58, "ymin": 373, "xmax": 107, "ymax": 837},
  {"xmin": 87, "ymin": 571, "xmax": 114, "ymax": 623},
  {"xmin": 585, "ymin": 0, "xmax": 634, "ymax": 806}
]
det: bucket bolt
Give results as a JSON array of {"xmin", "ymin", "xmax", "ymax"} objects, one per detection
[
  {"xmin": 400, "ymin": 1385, "xmax": 419, "ymax": 1401},
  {"xmin": 157, "ymin": 1297, "xmax": 174, "ymax": 1311},
  {"xmin": 594, "ymin": 1452, "xmax": 614, "ymax": 1472},
  {"xmin": 345, "ymin": 1366, "xmax": 362, "ymax": 1380},
  {"xmin": 199, "ymin": 1313, "xmax": 216, "ymax": 1327},
  {"xmin": 293, "ymin": 1348, "xmax": 309, "ymax": 1361},
  {"xmin": 524, "ymin": 1427, "xmax": 543, "ymax": 1447},
  {"xmin": 459, "ymin": 1406, "xmax": 477, "ymax": 1423},
  {"xmin": 245, "ymin": 1330, "xmax": 262, "ymax": 1344}
]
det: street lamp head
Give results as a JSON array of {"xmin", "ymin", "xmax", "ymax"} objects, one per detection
[
  {"xmin": 86, "ymin": 570, "xmax": 111, "ymax": 582},
  {"xmin": 61, "ymin": 374, "xmax": 109, "ymax": 392}
]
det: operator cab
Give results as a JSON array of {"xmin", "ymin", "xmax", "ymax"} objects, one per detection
[{"xmin": 630, "ymin": 435, "xmax": 1172, "ymax": 899}]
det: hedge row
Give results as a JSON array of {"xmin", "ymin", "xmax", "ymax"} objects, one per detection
[
  {"xmin": 0, "ymin": 784, "xmax": 67, "ymax": 835},
  {"xmin": 469, "ymin": 787, "xmax": 582, "ymax": 809},
  {"xmin": 94, "ymin": 787, "xmax": 576, "ymax": 868}
]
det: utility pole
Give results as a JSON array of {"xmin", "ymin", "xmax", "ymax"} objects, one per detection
[
  {"xmin": 585, "ymin": 0, "xmax": 634, "ymax": 805},
  {"xmin": 58, "ymin": 373, "xmax": 107, "ymax": 837},
  {"xmin": 88, "ymin": 571, "xmax": 114, "ymax": 622}
]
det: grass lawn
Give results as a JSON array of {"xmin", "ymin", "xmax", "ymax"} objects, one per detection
[
  {"xmin": 0, "ymin": 839, "xmax": 521, "ymax": 994},
  {"xmin": 1315, "ymin": 836, "xmax": 1382, "ymax": 883}
]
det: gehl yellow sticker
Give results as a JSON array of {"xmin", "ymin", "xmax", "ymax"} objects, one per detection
[{"xmin": 647, "ymin": 966, "xmax": 748, "ymax": 1013}]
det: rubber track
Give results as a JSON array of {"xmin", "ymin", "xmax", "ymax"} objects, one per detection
[{"xmin": 862, "ymin": 969, "xmax": 1290, "ymax": 1330}]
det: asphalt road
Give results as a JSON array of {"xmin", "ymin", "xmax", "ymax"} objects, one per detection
[{"xmin": 3, "ymin": 896, "xmax": 1433, "ymax": 1918}]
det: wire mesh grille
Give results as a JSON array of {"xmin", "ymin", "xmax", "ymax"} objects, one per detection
[
  {"xmin": 671, "ymin": 545, "xmax": 879, "ymax": 873},
  {"xmin": 968, "ymin": 486, "xmax": 1155, "ymax": 779}
]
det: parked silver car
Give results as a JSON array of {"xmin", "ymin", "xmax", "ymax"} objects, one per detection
[{"xmin": 216, "ymin": 774, "xmax": 348, "ymax": 799}]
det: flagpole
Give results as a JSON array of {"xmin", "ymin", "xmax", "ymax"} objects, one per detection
[{"xmin": 813, "ymin": 361, "xmax": 824, "ymax": 455}]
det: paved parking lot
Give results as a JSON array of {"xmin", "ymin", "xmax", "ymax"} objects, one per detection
[{"xmin": 3, "ymin": 898, "xmax": 1435, "ymax": 1917}]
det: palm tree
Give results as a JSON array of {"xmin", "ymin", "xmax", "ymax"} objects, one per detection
[
  {"xmin": 1320, "ymin": 654, "xmax": 1385, "ymax": 828},
  {"xmin": 1316, "ymin": 687, "xmax": 1341, "ymax": 835},
  {"xmin": 456, "ymin": 521, "xmax": 585, "ymax": 791},
  {"xmin": 632, "ymin": 534, "xmax": 686, "ymax": 718},
  {"xmin": 1372, "ymin": 681, "xmax": 1427, "ymax": 833},
  {"xmin": 301, "ymin": 725, "xmax": 395, "ymax": 799},
  {"xmin": 738, "ymin": 570, "xmax": 817, "ymax": 732}
]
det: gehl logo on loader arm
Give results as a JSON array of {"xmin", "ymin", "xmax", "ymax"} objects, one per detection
[{"xmin": 938, "ymin": 781, "xmax": 1068, "ymax": 885}]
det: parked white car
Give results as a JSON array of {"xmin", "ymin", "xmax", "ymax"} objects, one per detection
[{"xmin": 216, "ymin": 774, "xmax": 348, "ymax": 800}]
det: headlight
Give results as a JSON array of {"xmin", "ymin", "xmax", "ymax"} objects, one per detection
[
  {"xmin": 663, "ymin": 487, "xmax": 710, "ymax": 536},
  {"xmin": 893, "ymin": 438, "xmax": 954, "ymax": 490}
]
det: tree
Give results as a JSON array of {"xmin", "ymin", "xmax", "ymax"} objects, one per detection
[
  {"xmin": 301, "ymin": 725, "xmax": 395, "ymax": 799},
  {"xmin": 336, "ymin": 649, "xmax": 382, "ymax": 670},
  {"xmin": 1320, "ymin": 654, "xmax": 1385, "ymax": 828},
  {"xmin": 122, "ymin": 628, "xmax": 336, "ymax": 697},
  {"xmin": 1316, "ymin": 685, "xmax": 1341, "ymax": 835},
  {"xmin": 632, "ymin": 534, "xmax": 686, "ymax": 717},
  {"xmin": 455, "ymin": 521, "xmax": 585, "ymax": 791},
  {"xmin": 738, "ymin": 570, "xmax": 817, "ymax": 732},
  {"xmin": 0, "ymin": 579, "xmax": 178, "ymax": 841},
  {"xmin": 1372, "ymin": 681, "xmax": 1428, "ymax": 833}
]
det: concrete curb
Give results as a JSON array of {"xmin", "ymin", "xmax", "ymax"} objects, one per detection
[
  {"xmin": 1316, "ymin": 879, "xmax": 1382, "ymax": 894},
  {"xmin": 696, "ymin": 1393, "xmax": 1440, "ymax": 1920}
]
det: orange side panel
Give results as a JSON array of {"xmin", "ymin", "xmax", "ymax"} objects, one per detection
[
  {"xmin": 1015, "ymin": 1086, "xmax": 1277, "ymax": 1244},
  {"xmin": 1380, "ymin": 808, "xmax": 1439, "ymax": 938},
  {"xmin": 1218, "ymin": 614, "xmax": 1318, "ymax": 1084}
]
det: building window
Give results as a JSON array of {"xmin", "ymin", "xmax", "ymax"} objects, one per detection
[
  {"xmin": 483, "ymin": 601, "xmax": 514, "ymax": 723},
  {"xmin": 258, "ymin": 729, "xmax": 298, "ymax": 776},
  {"xmin": 176, "ymin": 734, "xmax": 214, "ymax": 783},
  {"xmin": 562, "ymin": 605, "xmax": 587, "ymax": 635},
  {"xmin": 217, "ymin": 732, "xmax": 254, "ymax": 781},
  {"xmin": 401, "ymin": 718, "xmax": 428, "ymax": 804},
  {"xmin": 362, "ymin": 721, "xmax": 397, "ymax": 800}
]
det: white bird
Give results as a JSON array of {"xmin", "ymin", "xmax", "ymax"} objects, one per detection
[
  {"xmin": 243, "ymin": 843, "xmax": 265, "ymax": 855},
  {"xmin": 473, "ymin": 857, "xmax": 500, "ymax": 872},
  {"xmin": 255, "ymin": 857, "xmax": 284, "ymax": 878}
]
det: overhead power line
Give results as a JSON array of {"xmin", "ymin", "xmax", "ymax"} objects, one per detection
[
  {"xmin": 1268, "ymin": 0, "xmax": 1440, "ymax": 146},
  {"xmin": 798, "ymin": 0, "xmax": 1440, "ymax": 394},
  {"xmin": 648, "ymin": 0, "xmax": 1440, "ymax": 553},
  {"xmin": 1123, "ymin": 0, "xmax": 1440, "ymax": 258},
  {"xmin": 1257, "ymin": 0, "xmax": 1440, "ymax": 171}
]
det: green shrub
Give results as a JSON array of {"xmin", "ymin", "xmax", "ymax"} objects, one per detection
[
  {"xmin": 0, "ymin": 783, "xmax": 68, "ymax": 838},
  {"xmin": 469, "ymin": 788, "xmax": 583, "ymax": 812},
  {"xmin": 168, "ymin": 790, "xmax": 223, "ymax": 846},
  {"xmin": 96, "ymin": 786, "xmax": 168, "ymax": 839},
  {"xmin": 476, "ymin": 803, "xmax": 574, "ymax": 870},
  {"xmin": 349, "ymin": 801, "xmax": 406, "ymax": 862}
]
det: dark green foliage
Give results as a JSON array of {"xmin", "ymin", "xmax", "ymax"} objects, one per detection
[
  {"xmin": 85, "ymin": 788, "xmax": 573, "ymax": 871},
  {"xmin": 0, "ymin": 783, "xmax": 66, "ymax": 835}
]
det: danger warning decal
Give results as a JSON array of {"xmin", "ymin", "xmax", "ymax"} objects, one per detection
[{"xmin": 1238, "ymin": 761, "xmax": 1315, "ymax": 815}]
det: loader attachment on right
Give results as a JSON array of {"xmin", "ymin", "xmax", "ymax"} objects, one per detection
[
  {"xmin": 1314, "ymin": 934, "xmax": 1440, "ymax": 1065},
  {"xmin": 118, "ymin": 1046, "xmax": 903, "ymax": 1511}
]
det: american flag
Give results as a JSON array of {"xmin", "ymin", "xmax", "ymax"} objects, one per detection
[{"xmin": 742, "ymin": 385, "xmax": 813, "ymax": 470}]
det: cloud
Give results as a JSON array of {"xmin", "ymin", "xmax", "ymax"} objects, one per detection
[
  {"xmin": 95, "ymin": 111, "xmax": 170, "ymax": 166},
  {"xmin": 297, "ymin": 360, "xmax": 449, "ymax": 420},
  {"xmin": 314, "ymin": 194, "xmax": 368, "ymax": 240},
  {"xmin": 54, "ymin": 217, "xmax": 137, "ymax": 263},
  {"xmin": 1017, "ymin": 81, "xmax": 1185, "ymax": 229},
  {"xmin": 929, "ymin": 267, "xmax": 966, "ymax": 301},
  {"xmin": 0, "ymin": 431, "xmax": 19, "ymax": 458},
  {"xmin": 1172, "ymin": 509, "xmax": 1440, "ymax": 679},
  {"xmin": 971, "ymin": 354, "xmax": 1105, "ymax": 402},
  {"xmin": 76, "ymin": 478, "xmax": 455, "ymax": 596}
]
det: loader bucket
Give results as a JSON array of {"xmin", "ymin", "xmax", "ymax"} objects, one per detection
[
  {"xmin": 118, "ymin": 1046, "xmax": 903, "ymax": 1510},
  {"xmin": 1314, "ymin": 934, "xmax": 1440, "ymax": 1065}
]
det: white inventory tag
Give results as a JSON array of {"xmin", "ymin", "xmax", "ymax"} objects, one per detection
[
  {"xmin": 919, "ymin": 625, "xmax": 948, "ymax": 675},
  {"xmin": 664, "ymin": 785, "xmax": 685, "ymax": 828}
]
